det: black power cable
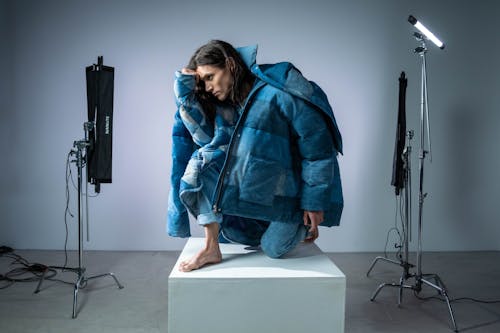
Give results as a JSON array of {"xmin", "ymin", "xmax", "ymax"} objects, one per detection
[
  {"xmin": 0, "ymin": 252, "xmax": 53, "ymax": 289},
  {"xmin": 0, "ymin": 250, "xmax": 79, "ymax": 290},
  {"xmin": 414, "ymin": 290, "xmax": 500, "ymax": 305},
  {"xmin": 384, "ymin": 195, "xmax": 404, "ymax": 260},
  {"xmin": 64, "ymin": 150, "xmax": 75, "ymax": 270}
]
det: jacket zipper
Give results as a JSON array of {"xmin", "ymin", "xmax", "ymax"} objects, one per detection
[{"xmin": 212, "ymin": 81, "xmax": 265, "ymax": 213}]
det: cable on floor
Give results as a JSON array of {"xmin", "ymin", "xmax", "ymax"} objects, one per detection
[
  {"xmin": 0, "ymin": 249, "xmax": 76, "ymax": 290},
  {"xmin": 413, "ymin": 290, "xmax": 500, "ymax": 304}
]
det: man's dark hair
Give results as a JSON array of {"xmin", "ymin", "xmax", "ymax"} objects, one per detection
[{"xmin": 187, "ymin": 40, "xmax": 255, "ymax": 108}]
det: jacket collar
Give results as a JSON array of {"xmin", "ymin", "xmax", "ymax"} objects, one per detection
[{"xmin": 236, "ymin": 44, "xmax": 258, "ymax": 69}]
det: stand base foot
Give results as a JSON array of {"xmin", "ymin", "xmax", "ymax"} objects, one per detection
[
  {"xmin": 368, "ymin": 261, "xmax": 458, "ymax": 332},
  {"xmin": 34, "ymin": 267, "xmax": 124, "ymax": 319},
  {"xmin": 72, "ymin": 272, "xmax": 124, "ymax": 318}
]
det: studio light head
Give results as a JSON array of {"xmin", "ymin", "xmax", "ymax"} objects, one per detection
[{"xmin": 408, "ymin": 15, "xmax": 445, "ymax": 49}]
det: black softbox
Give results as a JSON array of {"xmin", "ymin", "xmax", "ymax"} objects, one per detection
[
  {"xmin": 86, "ymin": 57, "xmax": 114, "ymax": 193},
  {"xmin": 391, "ymin": 71, "xmax": 407, "ymax": 195}
]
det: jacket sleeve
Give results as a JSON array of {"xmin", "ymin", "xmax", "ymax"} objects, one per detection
[
  {"xmin": 174, "ymin": 71, "xmax": 214, "ymax": 147},
  {"xmin": 283, "ymin": 93, "xmax": 337, "ymax": 212},
  {"xmin": 167, "ymin": 109, "xmax": 195, "ymax": 237}
]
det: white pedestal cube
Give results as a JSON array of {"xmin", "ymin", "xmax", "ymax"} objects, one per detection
[{"xmin": 168, "ymin": 237, "xmax": 346, "ymax": 333}]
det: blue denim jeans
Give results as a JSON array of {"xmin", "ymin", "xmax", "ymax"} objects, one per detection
[
  {"xmin": 219, "ymin": 216, "xmax": 307, "ymax": 258},
  {"xmin": 183, "ymin": 161, "xmax": 223, "ymax": 225},
  {"xmin": 196, "ymin": 190, "xmax": 223, "ymax": 225}
]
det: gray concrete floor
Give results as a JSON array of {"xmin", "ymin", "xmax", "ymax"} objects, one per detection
[{"xmin": 1, "ymin": 249, "xmax": 499, "ymax": 333}]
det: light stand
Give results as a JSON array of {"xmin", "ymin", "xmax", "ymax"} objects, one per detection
[
  {"xmin": 35, "ymin": 122, "xmax": 123, "ymax": 318},
  {"xmin": 367, "ymin": 19, "xmax": 459, "ymax": 332},
  {"xmin": 367, "ymin": 130, "xmax": 414, "ymax": 306}
]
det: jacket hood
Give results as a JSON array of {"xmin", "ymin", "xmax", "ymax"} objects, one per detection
[
  {"xmin": 236, "ymin": 44, "xmax": 258, "ymax": 69},
  {"xmin": 236, "ymin": 44, "xmax": 342, "ymax": 154}
]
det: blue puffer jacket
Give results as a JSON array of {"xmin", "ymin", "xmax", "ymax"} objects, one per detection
[
  {"xmin": 167, "ymin": 45, "xmax": 343, "ymax": 237},
  {"xmin": 173, "ymin": 70, "xmax": 237, "ymax": 221}
]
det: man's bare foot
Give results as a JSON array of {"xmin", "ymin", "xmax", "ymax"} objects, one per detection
[{"xmin": 179, "ymin": 246, "xmax": 222, "ymax": 272}]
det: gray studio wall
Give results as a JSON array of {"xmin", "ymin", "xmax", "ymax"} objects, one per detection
[
  {"xmin": 1, "ymin": 0, "xmax": 499, "ymax": 251},
  {"xmin": 0, "ymin": 0, "xmax": 10, "ymax": 185}
]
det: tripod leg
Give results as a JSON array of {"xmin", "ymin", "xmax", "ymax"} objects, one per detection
[
  {"xmin": 72, "ymin": 274, "xmax": 84, "ymax": 319},
  {"xmin": 371, "ymin": 282, "xmax": 393, "ymax": 301},
  {"xmin": 72, "ymin": 284, "xmax": 78, "ymax": 318},
  {"xmin": 398, "ymin": 274, "xmax": 404, "ymax": 307},
  {"xmin": 435, "ymin": 276, "xmax": 459, "ymax": 332},
  {"xmin": 367, "ymin": 256, "xmax": 402, "ymax": 277},
  {"xmin": 86, "ymin": 272, "xmax": 124, "ymax": 289},
  {"xmin": 443, "ymin": 290, "xmax": 459, "ymax": 332},
  {"xmin": 108, "ymin": 273, "xmax": 124, "ymax": 289},
  {"xmin": 421, "ymin": 277, "xmax": 458, "ymax": 332}
]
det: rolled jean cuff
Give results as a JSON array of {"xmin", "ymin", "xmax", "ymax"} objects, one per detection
[{"xmin": 197, "ymin": 212, "xmax": 222, "ymax": 226}]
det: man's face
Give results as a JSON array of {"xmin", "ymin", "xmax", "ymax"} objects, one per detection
[{"xmin": 196, "ymin": 64, "xmax": 233, "ymax": 101}]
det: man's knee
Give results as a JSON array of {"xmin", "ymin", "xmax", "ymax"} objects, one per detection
[
  {"xmin": 261, "ymin": 242, "xmax": 288, "ymax": 259},
  {"xmin": 260, "ymin": 222, "xmax": 307, "ymax": 259}
]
